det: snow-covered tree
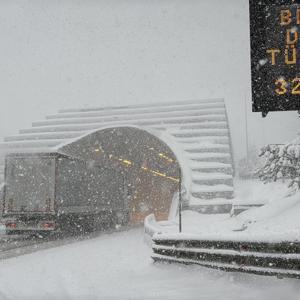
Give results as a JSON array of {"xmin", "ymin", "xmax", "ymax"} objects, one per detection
[{"xmin": 257, "ymin": 143, "xmax": 300, "ymax": 195}]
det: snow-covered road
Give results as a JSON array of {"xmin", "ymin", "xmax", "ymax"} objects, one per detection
[{"xmin": 0, "ymin": 228, "xmax": 299, "ymax": 300}]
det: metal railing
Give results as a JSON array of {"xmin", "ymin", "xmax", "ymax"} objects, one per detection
[{"xmin": 152, "ymin": 236, "xmax": 300, "ymax": 279}]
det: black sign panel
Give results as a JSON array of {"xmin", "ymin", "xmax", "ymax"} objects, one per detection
[{"xmin": 250, "ymin": 0, "xmax": 300, "ymax": 116}]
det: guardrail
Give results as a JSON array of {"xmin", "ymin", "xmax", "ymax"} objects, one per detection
[{"xmin": 151, "ymin": 236, "xmax": 300, "ymax": 279}]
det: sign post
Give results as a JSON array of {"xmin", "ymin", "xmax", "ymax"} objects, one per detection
[
  {"xmin": 178, "ymin": 167, "xmax": 182, "ymax": 233},
  {"xmin": 250, "ymin": 0, "xmax": 300, "ymax": 116}
]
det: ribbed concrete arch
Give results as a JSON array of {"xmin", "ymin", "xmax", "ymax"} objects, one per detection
[
  {"xmin": 0, "ymin": 99, "xmax": 234, "ymax": 213},
  {"xmin": 57, "ymin": 126, "xmax": 186, "ymax": 222}
]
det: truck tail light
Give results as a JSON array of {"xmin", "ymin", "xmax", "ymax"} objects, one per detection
[
  {"xmin": 6, "ymin": 222, "xmax": 17, "ymax": 228},
  {"xmin": 42, "ymin": 222, "xmax": 55, "ymax": 229}
]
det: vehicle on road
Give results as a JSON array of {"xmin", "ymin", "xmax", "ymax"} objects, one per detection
[{"xmin": 1, "ymin": 153, "xmax": 130, "ymax": 235}]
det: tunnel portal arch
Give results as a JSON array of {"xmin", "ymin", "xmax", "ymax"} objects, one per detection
[{"xmin": 58, "ymin": 126, "xmax": 185, "ymax": 223}]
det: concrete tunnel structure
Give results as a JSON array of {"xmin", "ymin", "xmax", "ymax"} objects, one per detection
[{"xmin": 0, "ymin": 99, "xmax": 235, "ymax": 222}]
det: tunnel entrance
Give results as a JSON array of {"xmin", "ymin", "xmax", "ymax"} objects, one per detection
[{"xmin": 60, "ymin": 127, "xmax": 181, "ymax": 224}]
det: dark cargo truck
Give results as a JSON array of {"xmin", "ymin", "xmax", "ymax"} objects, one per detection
[{"xmin": 1, "ymin": 153, "xmax": 130, "ymax": 234}]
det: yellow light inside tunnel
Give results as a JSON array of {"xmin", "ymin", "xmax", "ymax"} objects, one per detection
[
  {"xmin": 140, "ymin": 165, "xmax": 179, "ymax": 183},
  {"xmin": 158, "ymin": 153, "xmax": 174, "ymax": 163},
  {"xmin": 150, "ymin": 170, "xmax": 166, "ymax": 177},
  {"xmin": 166, "ymin": 176, "xmax": 180, "ymax": 183},
  {"xmin": 122, "ymin": 160, "xmax": 132, "ymax": 166},
  {"xmin": 105, "ymin": 152, "xmax": 177, "ymax": 182},
  {"xmin": 148, "ymin": 147, "xmax": 174, "ymax": 163}
]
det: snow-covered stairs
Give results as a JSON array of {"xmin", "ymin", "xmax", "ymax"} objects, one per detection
[
  {"xmin": 0, "ymin": 99, "xmax": 234, "ymax": 213},
  {"xmin": 188, "ymin": 153, "xmax": 232, "ymax": 164},
  {"xmin": 167, "ymin": 104, "xmax": 234, "ymax": 213},
  {"xmin": 192, "ymin": 173, "xmax": 233, "ymax": 186}
]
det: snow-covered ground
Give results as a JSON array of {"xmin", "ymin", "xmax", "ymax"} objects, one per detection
[
  {"xmin": 0, "ymin": 179, "xmax": 299, "ymax": 299},
  {"xmin": 0, "ymin": 228, "xmax": 299, "ymax": 300},
  {"xmin": 233, "ymin": 179, "xmax": 290, "ymax": 206},
  {"xmin": 155, "ymin": 179, "xmax": 300, "ymax": 242}
]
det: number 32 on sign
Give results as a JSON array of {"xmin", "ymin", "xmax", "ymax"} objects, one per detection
[{"xmin": 275, "ymin": 78, "xmax": 300, "ymax": 95}]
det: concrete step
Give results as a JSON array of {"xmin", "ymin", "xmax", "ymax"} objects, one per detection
[
  {"xmin": 191, "ymin": 184, "xmax": 234, "ymax": 193},
  {"xmin": 188, "ymin": 153, "xmax": 231, "ymax": 164},
  {"xmin": 179, "ymin": 122, "xmax": 228, "ymax": 130},
  {"xmin": 59, "ymin": 98, "xmax": 225, "ymax": 114},
  {"xmin": 176, "ymin": 137, "xmax": 230, "ymax": 145},
  {"xmin": 4, "ymin": 131, "xmax": 84, "ymax": 142},
  {"xmin": 170, "ymin": 128, "xmax": 229, "ymax": 137},
  {"xmin": 192, "ymin": 177, "xmax": 233, "ymax": 186},
  {"xmin": 191, "ymin": 190, "xmax": 234, "ymax": 200},
  {"xmin": 32, "ymin": 113, "xmax": 227, "ymax": 127},
  {"xmin": 186, "ymin": 200, "xmax": 232, "ymax": 213},
  {"xmin": 48, "ymin": 105, "xmax": 226, "ymax": 120},
  {"xmin": 0, "ymin": 140, "xmax": 62, "ymax": 151},
  {"xmin": 20, "ymin": 120, "xmax": 229, "ymax": 134},
  {"xmin": 192, "ymin": 167, "xmax": 233, "ymax": 175},
  {"xmin": 190, "ymin": 162, "xmax": 233, "ymax": 175},
  {"xmin": 184, "ymin": 144, "xmax": 230, "ymax": 154}
]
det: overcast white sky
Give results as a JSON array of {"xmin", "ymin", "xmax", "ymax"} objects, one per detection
[{"xmin": 0, "ymin": 0, "xmax": 298, "ymax": 162}]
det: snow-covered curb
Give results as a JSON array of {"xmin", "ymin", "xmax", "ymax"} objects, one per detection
[
  {"xmin": 144, "ymin": 214, "xmax": 162, "ymax": 246},
  {"xmin": 144, "ymin": 213, "xmax": 183, "ymax": 246}
]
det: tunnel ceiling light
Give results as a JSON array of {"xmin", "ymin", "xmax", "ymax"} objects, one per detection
[
  {"xmin": 166, "ymin": 176, "xmax": 180, "ymax": 183},
  {"xmin": 118, "ymin": 158, "xmax": 132, "ymax": 165},
  {"xmin": 107, "ymin": 153, "xmax": 133, "ymax": 167},
  {"xmin": 109, "ymin": 156, "xmax": 180, "ymax": 183},
  {"xmin": 147, "ymin": 146, "xmax": 175, "ymax": 164},
  {"xmin": 158, "ymin": 153, "xmax": 174, "ymax": 163},
  {"xmin": 140, "ymin": 166, "xmax": 179, "ymax": 183},
  {"xmin": 150, "ymin": 170, "xmax": 166, "ymax": 177}
]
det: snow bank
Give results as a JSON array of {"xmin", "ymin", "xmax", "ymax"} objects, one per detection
[
  {"xmin": 144, "ymin": 214, "xmax": 162, "ymax": 238},
  {"xmin": 155, "ymin": 180, "xmax": 300, "ymax": 243},
  {"xmin": 144, "ymin": 213, "xmax": 181, "ymax": 245}
]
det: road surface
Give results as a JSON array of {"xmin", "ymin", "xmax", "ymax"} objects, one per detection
[{"xmin": 0, "ymin": 228, "xmax": 299, "ymax": 299}]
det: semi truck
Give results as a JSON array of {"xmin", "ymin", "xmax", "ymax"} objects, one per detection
[{"xmin": 1, "ymin": 152, "xmax": 130, "ymax": 234}]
